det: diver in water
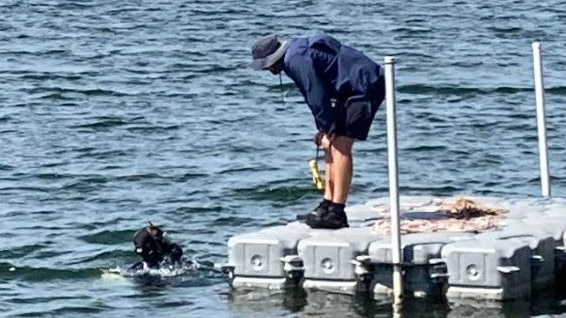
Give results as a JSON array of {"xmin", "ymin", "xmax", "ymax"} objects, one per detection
[{"xmin": 131, "ymin": 223, "xmax": 183, "ymax": 270}]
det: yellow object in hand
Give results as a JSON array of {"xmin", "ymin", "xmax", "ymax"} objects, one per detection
[{"xmin": 308, "ymin": 158, "xmax": 324, "ymax": 190}]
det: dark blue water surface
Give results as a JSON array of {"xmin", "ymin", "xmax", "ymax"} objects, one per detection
[{"xmin": 2, "ymin": 1, "xmax": 566, "ymax": 317}]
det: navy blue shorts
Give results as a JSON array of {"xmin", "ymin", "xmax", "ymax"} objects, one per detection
[{"xmin": 334, "ymin": 76, "xmax": 385, "ymax": 141}]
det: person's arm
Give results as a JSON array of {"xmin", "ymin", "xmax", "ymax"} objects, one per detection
[
  {"xmin": 133, "ymin": 227, "xmax": 151, "ymax": 259},
  {"xmin": 285, "ymin": 54, "xmax": 335, "ymax": 134},
  {"xmin": 168, "ymin": 243, "xmax": 183, "ymax": 262},
  {"xmin": 162, "ymin": 236, "xmax": 183, "ymax": 262}
]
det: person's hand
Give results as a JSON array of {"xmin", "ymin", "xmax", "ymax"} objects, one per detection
[
  {"xmin": 169, "ymin": 244, "xmax": 183, "ymax": 262},
  {"xmin": 320, "ymin": 133, "xmax": 335, "ymax": 150},
  {"xmin": 314, "ymin": 130, "xmax": 324, "ymax": 146}
]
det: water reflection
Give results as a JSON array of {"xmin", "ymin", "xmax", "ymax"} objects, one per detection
[{"xmin": 227, "ymin": 287, "xmax": 566, "ymax": 318}]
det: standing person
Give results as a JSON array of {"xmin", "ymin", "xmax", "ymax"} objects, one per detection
[{"xmin": 251, "ymin": 33, "xmax": 385, "ymax": 229}]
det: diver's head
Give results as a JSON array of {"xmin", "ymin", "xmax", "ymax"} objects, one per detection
[{"xmin": 147, "ymin": 222, "xmax": 163, "ymax": 240}]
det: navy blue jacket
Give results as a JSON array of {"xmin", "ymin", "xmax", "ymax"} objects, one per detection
[{"xmin": 283, "ymin": 34, "xmax": 383, "ymax": 134}]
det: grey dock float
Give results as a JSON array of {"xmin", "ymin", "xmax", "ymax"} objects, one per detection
[
  {"xmin": 223, "ymin": 195, "xmax": 566, "ymax": 301},
  {"xmin": 361, "ymin": 231, "xmax": 476, "ymax": 299},
  {"xmin": 226, "ymin": 223, "xmax": 314, "ymax": 289},
  {"xmin": 298, "ymin": 226, "xmax": 379, "ymax": 294},
  {"xmin": 441, "ymin": 237, "xmax": 532, "ymax": 300},
  {"xmin": 474, "ymin": 226, "xmax": 556, "ymax": 291}
]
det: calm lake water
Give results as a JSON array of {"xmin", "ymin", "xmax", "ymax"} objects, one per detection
[{"xmin": 2, "ymin": 1, "xmax": 566, "ymax": 317}]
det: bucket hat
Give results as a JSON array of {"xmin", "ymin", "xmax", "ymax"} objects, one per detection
[{"xmin": 251, "ymin": 34, "xmax": 289, "ymax": 70}]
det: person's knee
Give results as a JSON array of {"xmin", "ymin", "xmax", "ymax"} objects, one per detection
[{"xmin": 331, "ymin": 136, "xmax": 354, "ymax": 155}]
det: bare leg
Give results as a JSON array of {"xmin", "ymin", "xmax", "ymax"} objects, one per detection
[
  {"xmin": 329, "ymin": 136, "xmax": 354, "ymax": 204},
  {"xmin": 323, "ymin": 148, "xmax": 334, "ymax": 201}
]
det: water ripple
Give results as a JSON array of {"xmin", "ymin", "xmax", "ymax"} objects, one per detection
[{"xmin": 2, "ymin": 0, "xmax": 566, "ymax": 317}]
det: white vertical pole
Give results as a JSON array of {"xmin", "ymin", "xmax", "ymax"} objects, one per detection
[
  {"xmin": 384, "ymin": 56, "xmax": 403, "ymax": 303},
  {"xmin": 532, "ymin": 41, "xmax": 551, "ymax": 198}
]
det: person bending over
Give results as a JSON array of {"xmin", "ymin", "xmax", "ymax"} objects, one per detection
[{"xmin": 250, "ymin": 33, "xmax": 385, "ymax": 229}]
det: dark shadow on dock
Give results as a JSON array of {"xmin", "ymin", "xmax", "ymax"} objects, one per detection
[{"xmin": 364, "ymin": 211, "xmax": 452, "ymax": 223}]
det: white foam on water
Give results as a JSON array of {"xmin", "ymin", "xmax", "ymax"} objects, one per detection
[{"xmin": 100, "ymin": 261, "xmax": 200, "ymax": 281}]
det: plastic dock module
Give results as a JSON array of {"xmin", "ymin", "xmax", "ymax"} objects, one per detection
[
  {"xmin": 223, "ymin": 195, "xmax": 566, "ymax": 300},
  {"xmin": 297, "ymin": 227, "xmax": 384, "ymax": 294},
  {"xmin": 475, "ymin": 225, "xmax": 556, "ymax": 291},
  {"xmin": 516, "ymin": 214, "xmax": 566, "ymax": 281},
  {"xmin": 361, "ymin": 231, "xmax": 476, "ymax": 299},
  {"xmin": 226, "ymin": 223, "xmax": 315, "ymax": 289},
  {"xmin": 441, "ymin": 237, "xmax": 532, "ymax": 300}
]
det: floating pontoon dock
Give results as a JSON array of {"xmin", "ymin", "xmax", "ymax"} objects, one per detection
[{"xmin": 224, "ymin": 195, "xmax": 566, "ymax": 301}]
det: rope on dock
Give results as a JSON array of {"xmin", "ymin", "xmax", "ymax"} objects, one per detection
[{"xmin": 372, "ymin": 197, "xmax": 508, "ymax": 235}]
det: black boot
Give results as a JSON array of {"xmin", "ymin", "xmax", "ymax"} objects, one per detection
[
  {"xmin": 305, "ymin": 204, "xmax": 349, "ymax": 229},
  {"xmin": 296, "ymin": 200, "xmax": 330, "ymax": 221}
]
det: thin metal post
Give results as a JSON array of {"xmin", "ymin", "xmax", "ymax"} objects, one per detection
[
  {"xmin": 532, "ymin": 41, "xmax": 551, "ymax": 198},
  {"xmin": 384, "ymin": 56, "xmax": 403, "ymax": 303}
]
